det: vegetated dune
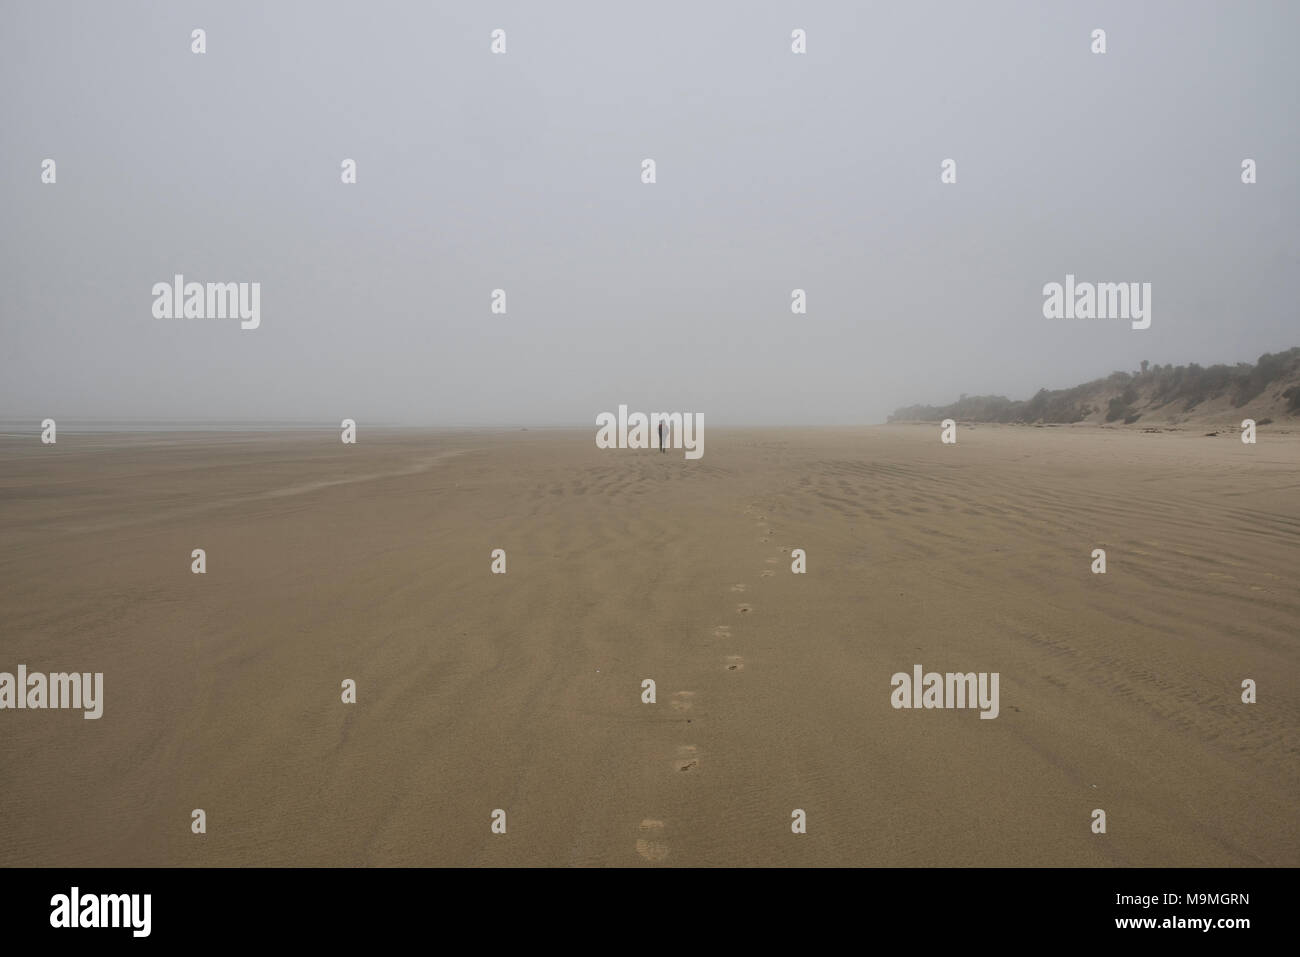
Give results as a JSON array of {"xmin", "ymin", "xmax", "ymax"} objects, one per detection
[{"xmin": 890, "ymin": 348, "xmax": 1300, "ymax": 429}]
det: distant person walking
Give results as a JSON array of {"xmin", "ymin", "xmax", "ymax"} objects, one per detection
[{"xmin": 659, "ymin": 419, "xmax": 668, "ymax": 453}]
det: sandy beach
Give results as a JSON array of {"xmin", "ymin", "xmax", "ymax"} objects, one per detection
[{"xmin": 0, "ymin": 425, "xmax": 1296, "ymax": 867}]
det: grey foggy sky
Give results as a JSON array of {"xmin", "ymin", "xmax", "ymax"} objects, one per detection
[{"xmin": 2, "ymin": 0, "xmax": 1297, "ymax": 426}]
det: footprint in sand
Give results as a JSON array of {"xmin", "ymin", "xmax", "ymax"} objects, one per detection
[
  {"xmin": 725, "ymin": 655, "xmax": 745, "ymax": 672},
  {"xmin": 635, "ymin": 819, "xmax": 669, "ymax": 862},
  {"xmin": 759, "ymin": 570, "xmax": 774, "ymax": 577},
  {"xmin": 713, "ymin": 624, "xmax": 731, "ymax": 639},
  {"xmin": 674, "ymin": 745, "xmax": 701, "ymax": 773},
  {"xmin": 736, "ymin": 603, "xmax": 752, "ymax": 614},
  {"xmin": 670, "ymin": 691, "xmax": 696, "ymax": 712},
  {"xmin": 730, "ymin": 583, "xmax": 747, "ymax": 592}
]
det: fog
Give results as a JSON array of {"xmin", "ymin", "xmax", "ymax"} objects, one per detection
[{"xmin": 2, "ymin": 0, "xmax": 1296, "ymax": 426}]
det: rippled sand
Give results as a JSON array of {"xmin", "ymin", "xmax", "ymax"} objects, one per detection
[{"xmin": 1, "ymin": 425, "xmax": 1296, "ymax": 865}]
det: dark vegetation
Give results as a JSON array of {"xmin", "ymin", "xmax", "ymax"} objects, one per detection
[{"xmin": 889, "ymin": 348, "xmax": 1300, "ymax": 424}]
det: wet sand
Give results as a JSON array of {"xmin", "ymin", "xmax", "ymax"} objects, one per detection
[{"xmin": 1, "ymin": 425, "xmax": 1296, "ymax": 866}]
